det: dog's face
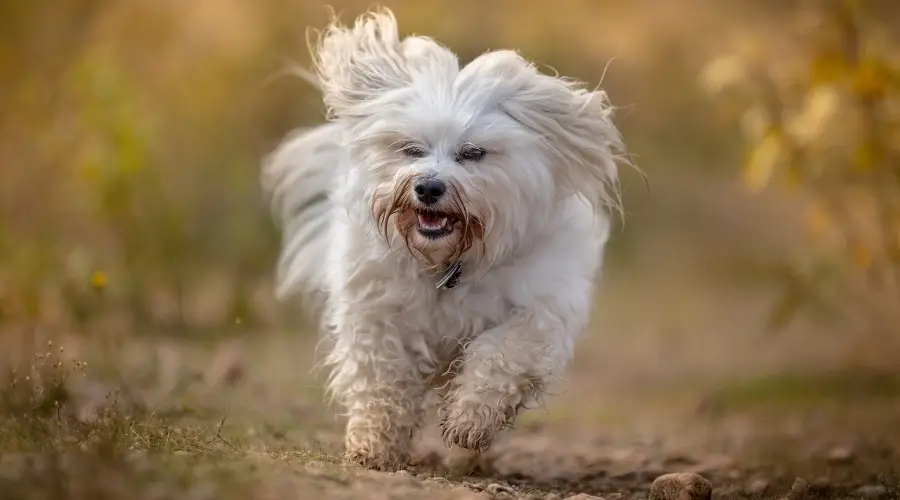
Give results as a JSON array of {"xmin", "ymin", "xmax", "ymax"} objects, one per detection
[
  {"xmin": 362, "ymin": 92, "xmax": 556, "ymax": 267},
  {"xmin": 313, "ymin": 10, "xmax": 624, "ymax": 267}
]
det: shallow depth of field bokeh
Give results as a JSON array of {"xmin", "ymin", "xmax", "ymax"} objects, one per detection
[{"xmin": 2, "ymin": 1, "xmax": 900, "ymax": 499}]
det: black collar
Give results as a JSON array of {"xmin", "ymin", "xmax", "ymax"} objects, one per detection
[{"xmin": 436, "ymin": 261, "xmax": 462, "ymax": 289}]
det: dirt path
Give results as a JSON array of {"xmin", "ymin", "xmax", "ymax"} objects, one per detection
[{"xmin": 5, "ymin": 318, "xmax": 893, "ymax": 500}]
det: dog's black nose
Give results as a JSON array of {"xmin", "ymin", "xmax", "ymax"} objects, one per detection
[{"xmin": 413, "ymin": 178, "xmax": 446, "ymax": 205}]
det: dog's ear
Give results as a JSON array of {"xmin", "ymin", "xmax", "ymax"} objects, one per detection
[
  {"xmin": 312, "ymin": 9, "xmax": 411, "ymax": 120},
  {"xmin": 462, "ymin": 51, "xmax": 626, "ymax": 215}
]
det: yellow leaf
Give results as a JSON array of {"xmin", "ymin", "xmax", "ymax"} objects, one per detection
[
  {"xmin": 744, "ymin": 129, "xmax": 784, "ymax": 193},
  {"xmin": 852, "ymin": 58, "xmax": 887, "ymax": 99},
  {"xmin": 90, "ymin": 271, "xmax": 107, "ymax": 290},
  {"xmin": 810, "ymin": 51, "xmax": 848, "ymax": 85},
  {"xmin": 786, "ymin": 86, "xmax": 839, "ymax": 146}
]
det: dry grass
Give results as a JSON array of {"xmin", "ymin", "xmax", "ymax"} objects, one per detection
[{"xmin": 0, "ymin": 347, "xmax": 247, "ymax": 500}]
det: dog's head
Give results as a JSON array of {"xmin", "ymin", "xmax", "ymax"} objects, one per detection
[{"xmin": 313, "ymin": 8, "xmax": 625, "ymax": 267}]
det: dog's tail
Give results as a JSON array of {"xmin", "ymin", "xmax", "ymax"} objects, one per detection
[{"xmin": 261, "ymin": 122, "xmax": 342, "ymax": 309}]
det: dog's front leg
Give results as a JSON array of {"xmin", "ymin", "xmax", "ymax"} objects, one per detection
[
  {"xmin": 326, "ymin": 320, "xmax": 426, "ymax": 471},
  {"xmin": 439, "ymin": 311, "xmax": 575, "ymax": 453}
]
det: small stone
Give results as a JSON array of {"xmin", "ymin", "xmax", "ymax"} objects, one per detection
[
  {"xmin": 824, "ymin": 445, "xmax": 854, "ymax": 464},
  {"xmin": 810, "ymin": 476, "xmax": 830, "ymax": 491},
  {"xmin": 854, "ymin": 484, "xmax": 888, "ymax": 498},
  {"xmin": 485, "ymin": 482, "xmax": 516, "ymax": 497},
  {"xmin": 745, "ymin": 478, "xmax": 769, "ymax": 495},
  {"xmin": 649, "ymin": 473, "xmax": 712, "ymax": 500},
  {"xmin": 564, "ymin": 494, "xmax": 605, "ymax": 500},
  {"xmin": 450, "ymin": 487, "xmax": 492, "ymax": 500},
  {"xmin": 790, "ymin": 477, "xmax": 809, "ymax": 495},
  {"xmin": 388, "ymin": 469, "xmax": 417, "ymax": 485},
  {"xmin": 463, "ymin": 482, "xmax": 486, "ymax": 491}
]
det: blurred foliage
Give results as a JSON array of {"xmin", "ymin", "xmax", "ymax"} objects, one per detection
[
  {"xmin": 8, "ymin": 0, "xmax": 892, "ymax": 336},
  {"xmin": 701, "ymin": 0, "xmax": 900, "ymax": 330},
  {"xmin": 0, "ymin": 0, "xmax": 292, "ymax": 334}
]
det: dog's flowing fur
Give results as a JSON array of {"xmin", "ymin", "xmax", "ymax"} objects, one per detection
[{"xmin": 262, "ymin": 8, "xmax": 627, "ymax": 470}]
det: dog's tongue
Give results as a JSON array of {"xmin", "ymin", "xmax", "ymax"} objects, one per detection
[
  {"xmin": 420, "ymin": 213, "xmax": 442, "ymax": 225},
  {"xmin": 418, "ymin": 212, "xmax": 448, "ymax": 230}
]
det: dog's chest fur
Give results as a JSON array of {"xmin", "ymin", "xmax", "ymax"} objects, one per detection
[
  {"xmin": 324, "ymin": 190, "xmax": 609, "ymax": 382},
  {"xmin": 336, "ymin": 247, "xmax": 518, "ymax": 376}
]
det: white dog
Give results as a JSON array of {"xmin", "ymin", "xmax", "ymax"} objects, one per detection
[{"xmin": 262, "ymin": 8, "xmax": 627, "ymax": 471}]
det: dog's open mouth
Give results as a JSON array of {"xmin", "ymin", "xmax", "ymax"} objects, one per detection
[{"xmin": 415, "ymin": 209, "xmax": 455, "ymax": 239}]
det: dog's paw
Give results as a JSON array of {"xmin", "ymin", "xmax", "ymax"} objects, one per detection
[
  {"xmin": 344, "ymin": 425, "xmax": 412, "ymax": 471},
  {"xmin": 438, "ymin": 402, "xmax": 508, "ymax": 453},
  {"xmin": 439, "ymin": 392, "xmax": 528, "ymax": 453},
  {"xmin": 440, "ymin": 418, "xmax": 495, "ymax": 452}
]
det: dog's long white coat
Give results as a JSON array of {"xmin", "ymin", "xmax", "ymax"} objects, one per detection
[
  {"xmin": 262, "ymin": 8, "xmax": 625, "ymax": 470},
  {"xmin": 263, "ymin": 123, "xmax": 343, "ymax": 303}
]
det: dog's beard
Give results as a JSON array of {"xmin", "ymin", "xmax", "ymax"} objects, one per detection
[{"xmin": 372, "ymin": 175, "xmax": 485, "ymax": 268}]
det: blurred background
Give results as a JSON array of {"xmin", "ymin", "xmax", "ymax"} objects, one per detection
[
  {"xmin": 4, "ymin": 0, "xmax": 900, "ymax": 360},
  {"xmin": 2, "ymin": 0, "xmax": 900, "ymax": 496}
]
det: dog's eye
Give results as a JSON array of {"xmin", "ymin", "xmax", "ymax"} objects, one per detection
[
  {"xmin": 400, "ymin": 144, "xmax": 428, "ymax": 158},
  {"xmin": 456, "ymin": 145, "xmax": 486, "ymax": 163}
]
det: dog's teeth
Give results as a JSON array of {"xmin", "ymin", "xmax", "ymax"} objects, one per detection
[{"xmin": 439, "ymin": 217, "xmax": 448, "ymax": 227}]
